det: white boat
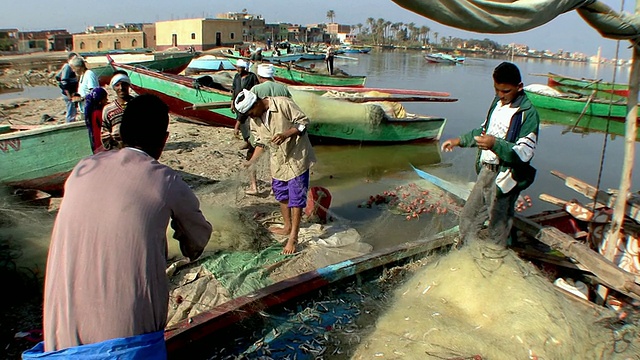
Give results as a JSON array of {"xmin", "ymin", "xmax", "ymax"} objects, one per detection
[{"xmin": 424, "ymin": 53, "xmax": 464, "ymax": 65}]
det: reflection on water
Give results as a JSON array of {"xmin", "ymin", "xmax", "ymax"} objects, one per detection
[
  {"xmin": 537, "ymin": 107, "xmax": 638, "ymax": 141},
  {"xmin": 312, "ymin": 142, "xmax": 441, "ymax": 187}
]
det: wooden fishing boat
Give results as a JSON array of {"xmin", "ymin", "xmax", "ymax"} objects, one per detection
[
  {"xmin": 299, "ymin": 52, "xmax": 326, "ymax": 61},
  {"xmin": 89, "ymin": 52, "xmax": 195, "ymax": 86},
  {"xmin": 524, "ymin": 84, "xmax": 636, "ymax": 121},
  {"xmin": 546, "ymin": 72, "xmax": 629, "ymax": 98},
  {"xmin": 424, "ymin": 53, "xmax": 464, "ymax": 65},
  {"xmin": 0, "ymin": 122, "xmax": 92, "ymax": 193},
  {"xmin": 340, "ymin": 45, "xmax": 372, "ymax": 54},
  {"xmin": 412, "ymin": 167, "xmax": 640, "ymax": 304},
  {"xmin": 109, "ymin": 58, "xmax": 448, "ymax": 143},
  {"xmin": 271, "ymin": 63, "xmax": 367, "ymax": 87},
  {"xmin": 164, "ymin": 226, "xmax": 459, "ymax": 357},
  {"xmin": 223, "ymin": 50, "xmax": 303, "ymax": 64},
  {"xmin": 225, "ymin": 56, "xmax": 367, "ymax": 87}
]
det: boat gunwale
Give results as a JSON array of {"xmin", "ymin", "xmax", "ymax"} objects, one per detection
[
  {"xmin": 0, "ymin": 121, "xmax": 86, "ymax": 140},
  {"xmin": 164, "ymin": 228, "xmax": 457, "ymax": 353}
]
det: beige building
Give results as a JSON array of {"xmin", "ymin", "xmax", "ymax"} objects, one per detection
[
  {"xmin": 73, "ymin": 30, "xmax": 144, "ymax": 52},
  {"xmin": 155, "ymin": 18, "xmax": 243, "ymax": 51}
]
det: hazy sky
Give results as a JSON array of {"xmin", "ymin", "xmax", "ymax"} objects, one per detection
[{"xmin": 2, "ymin": 0, "xmax": 634, "ymax": 59}]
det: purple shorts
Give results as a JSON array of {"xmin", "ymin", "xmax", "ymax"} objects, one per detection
[{"xmin": 272, "ymin": 170, "xmax": 310, "ymax": 208}]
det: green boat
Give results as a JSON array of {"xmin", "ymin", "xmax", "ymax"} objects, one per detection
[
  {"xmin": 546, "ymin": 72, "xmax": 629, "ymax": 98},
  {"xmin": 0, "ymin": 122, "xmax": 92, "ymax": 193},
  {"xmin": 524, "ymin": 84, "xmax": 635, "ymax": 121},
  {"xmin": 225, "ymin": 55, "xmax": 367, "ymax": 87},
  {"xmin": 109, "ymin": 59, "xmax": 446, "ymax": 143},
  {"xmin": 89, "ymin": 52, "xmax": 195, "ymax": 86}
]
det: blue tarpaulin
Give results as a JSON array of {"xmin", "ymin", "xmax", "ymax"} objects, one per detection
[{"xmin": 22, "ymin": 330, "xmax": 166, "ymax": 360}]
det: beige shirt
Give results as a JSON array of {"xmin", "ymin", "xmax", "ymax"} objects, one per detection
[
  {"xmin": 250, "ymin": 96, "xmax": 316, "ymax": 181},
  {"xmin": 43, "ymin": 148, "xmax": 212, "ymax": 351}
]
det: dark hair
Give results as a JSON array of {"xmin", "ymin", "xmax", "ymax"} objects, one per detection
[
  {"xmin": 493, "ymin": 62, "xmax": 521, "ymax": 85},
  {"xmin": 67, "ymin": 52, "xmax": 77, "ymax": 60},
  {"xmin": 112, "ymin": 69, "xmax": 128, "ymax": 76},
  {"xmin": 120, "ymin": 94, "xmax": 169, "ymax": 148}
]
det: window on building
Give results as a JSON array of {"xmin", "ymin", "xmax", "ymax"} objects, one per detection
[
  {"xmin": 97, "ymin": 41, "xmax": 102, "ymax": 49},
  {"xmin": 191, "ymin": 33, "xmax": 196, "ymax": 40},
  {"xmin": 80, "ymin": 42, "xmax": 85, "ymax": 49},
  {"xmin": 230, "ymin": 33, "xmax": 235, "ymax": 40},
  {"xmin": 132, "ymin": 39, "xmax": 137, "ymax": 47}
]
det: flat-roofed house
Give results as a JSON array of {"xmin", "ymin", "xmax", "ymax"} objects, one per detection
[{"xmin": 155, "ymin": 18, "xmax": 243, "ymax": 51}]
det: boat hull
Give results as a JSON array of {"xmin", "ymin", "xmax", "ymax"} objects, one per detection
[
  {"xmin": 225, "ymin": 56, "xmax": 367, "ymax": 87},
  {"xmin": 547, "ymin": 72, "xmax": 629, "ymax": 98},
  {"xmin": 90, "ymin": 53, "xmax": 195, "ymax": 86},
  {"xmin": 112, "ymin": 62, "xmax": 443, "ymax": 143},
  {"xmin": 424, "ymin": 53, "xmax": 463, "ymax": 65},
  {"xmin": 0, "ymin": 122, "xmax": 92, "ymax": 193},
  {"xmin": 524, "ymin": 89, "xmax": 635, "ymax": 120}
]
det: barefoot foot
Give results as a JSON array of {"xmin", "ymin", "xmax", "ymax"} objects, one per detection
[
  {"xmin": 282, "ymin": 239, "xmax": 298, "ymax": 254},
  {"xmin": 269, "ymin": 226, "xmax": 291, "ymax": 236}
]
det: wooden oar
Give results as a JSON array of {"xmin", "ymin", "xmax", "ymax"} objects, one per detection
[
  {"xmin": 290, "ymin": 85, "xmax": 450, "ymax": 97},
  {"xmin": 539, "ymin": 193, "xmax": 594, "ymax": 222},
  {"xmin": 187, "ymin": 101, "xmax": 231, "ymax": 110},
  {"xmin": 563, "ymin": 90, "xmax": 597, "ymax": 134}
]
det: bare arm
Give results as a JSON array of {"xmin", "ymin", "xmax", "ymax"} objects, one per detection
[{"xmin": 168, "ymin": 177, "xmax": 212, "ymax": 261}]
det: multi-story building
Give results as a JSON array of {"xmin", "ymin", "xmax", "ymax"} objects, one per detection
[
  {"xmin": 217, "ymin": 11, "xmax": 266, "ymax": 42},
  {"xmin": 264, "ymin": 23, "xmax": 290, "ymax": 43},
  {"xmin": 325, "ymin": 23, "xmax": 352, "ymax": 44},
  {"xmin": 0, "ymin": 29, "xmax": 19, "ymax": 51},
  {"xmin": 155, "ymin": 18, "xmax": 243, "ymax": 51},
  {"xmin": 17, "ymin": 30, "xmax": 69, "ymax": 52}
]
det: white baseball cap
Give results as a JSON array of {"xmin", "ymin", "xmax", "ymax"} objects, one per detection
[{"xmin": 234, "ymin": 89, "xmax": 257, "ymax": 114}]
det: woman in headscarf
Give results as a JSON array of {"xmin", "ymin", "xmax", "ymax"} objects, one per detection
[{"xmin": 83, "ymin": 87, "xmax": 108, "ymax": 153}]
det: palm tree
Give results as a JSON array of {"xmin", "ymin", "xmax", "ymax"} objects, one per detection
[
  {"xmin": 356, "ymin": 23, "xmax": 363, "ymax": 35},
  {"xmin": 406, "ymin": 22, "xmax": 416, "ymax": 42},
  {"xmin": 376, "ymin": 18, "xmax": 385, "ymax": 44},
  {"xmin": 326, "ymin": 10, "xmax": 335, "ymax": 24},
  {"xmin": 420, "ymin": 26, "xmax": 430, "ymax": 45},
  {"xmin": 384, "ymin": 21, "xmax": 392, "ymax": 43},
  {"xmin": 433, "ymin": 32, "xmax": 439, "ymax": 48}
]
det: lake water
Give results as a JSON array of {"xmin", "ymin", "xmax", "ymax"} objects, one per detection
[
  {"xmin": 313, "ymin": 51, "xmax": 637, "ymax": 220},
  {"xmin": 4, "ymin": 51, "xmax": 638, "ymax": 266}
]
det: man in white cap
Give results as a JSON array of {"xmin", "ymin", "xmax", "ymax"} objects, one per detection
[
  {"xmin": 235, "ymin": 89, "xmax": 315, "ymax": 255},
  {"xmin": 101, "ymin": 70, "xmax": 134, "ymax": 150},
  {"xmin": 251, "ymin": 64, "xmax": 291, "ymax": 99}
]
